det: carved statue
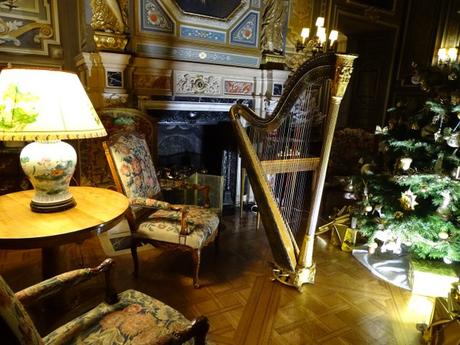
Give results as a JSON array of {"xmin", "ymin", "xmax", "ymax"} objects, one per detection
[
  {"xmin": 90, "ymin": 0, "xmax": 128, "ymax": 34},
  {"xmin": 260, "ymin": 0, "xmax": 285, "ymax": 55}
]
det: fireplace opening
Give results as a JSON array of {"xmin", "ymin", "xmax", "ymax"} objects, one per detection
[
  {"xmin": 149, "ymin": 110, "xmax": 238, "ymax": 212},
  {"xmin": 157, "ymin": 122, "xmax": 234, "ymax": 176}
]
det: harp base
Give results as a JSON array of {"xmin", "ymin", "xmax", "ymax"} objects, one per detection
[{"xmin": 272, "ymin": 263, "xmax": 316, "ymax": 291}]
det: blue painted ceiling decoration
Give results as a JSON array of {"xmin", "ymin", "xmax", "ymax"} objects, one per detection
[
  {"xmin": 137, "ymin": 0, "xmax": 264, "ymax": 67},
  {"xmin": 141, "ymin": 0, "xmax": 174, "ymax": 33},
  {"xmin": 231, "ymin": 11, "xmax": 259, "ymax": 47}
]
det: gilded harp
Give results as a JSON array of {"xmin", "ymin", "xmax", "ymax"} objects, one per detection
[{"xmin": 229, "ymin": 53, "xmax": 356, "ymax": 289}]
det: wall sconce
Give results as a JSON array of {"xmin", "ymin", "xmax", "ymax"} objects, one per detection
[
  {"xmin": 296, "ymin": 17, "xmax": 339, "ymax": 55},
  {"xmin": 437, "ymin": 47, "xmax": 458, "ymax": 65}
]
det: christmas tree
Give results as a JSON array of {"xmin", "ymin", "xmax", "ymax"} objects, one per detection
[{"xmin": 354, "ymin": 61, "xmax": 460, "ymax": 263}]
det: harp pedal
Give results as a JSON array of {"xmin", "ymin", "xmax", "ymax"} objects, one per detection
[{"xmin": 271, "ymin": 263, "xmax": 316, "ymax": 291}]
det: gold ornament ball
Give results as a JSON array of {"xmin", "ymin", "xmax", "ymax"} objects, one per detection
[{"xmin": 365, "ymin": 205, "xmax": 373, "ymax": 212}]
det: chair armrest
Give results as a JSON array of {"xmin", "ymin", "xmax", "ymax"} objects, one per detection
[
  {"xmin": 129, "ymin": 197, "xmax": 173, "ymax": 210},
  {"xmin": 156, "ymin": 316, "xmax": 209, "ymax": 345},
  {"xmin": 130, "ymin": 197, "xmax": 190, "ymax": 236},
  {"xmin": 16, "ymin": 259, "xmax": 118, "ymax": 306}
]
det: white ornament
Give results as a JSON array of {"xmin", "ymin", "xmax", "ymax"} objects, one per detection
[
  {"xmin": 444, "ymin": 257, "xmax": 453, "ymax": 264},
  {"xmin": 438, "ymin": 231, "xmax": 449, "ymax": 240}
]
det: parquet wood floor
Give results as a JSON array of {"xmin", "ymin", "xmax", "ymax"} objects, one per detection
[{"xmin": 0, "ymin": 212, "xmax": 433, "ymax": 344}]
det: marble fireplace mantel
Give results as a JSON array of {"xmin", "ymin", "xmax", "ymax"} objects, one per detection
[
  {"xmin": 76, "ymin": 51, "xmax": 290, "ymax": 114},
  {"xmin": 130, "ymin": 56, "xmax": 290, "ymax": 115}
]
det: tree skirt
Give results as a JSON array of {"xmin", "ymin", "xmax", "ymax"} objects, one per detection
[{"xmin": 352, "ymin": 246, "xmax": 411, "ymax": 291}]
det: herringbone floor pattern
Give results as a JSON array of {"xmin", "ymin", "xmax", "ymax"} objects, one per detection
[{"xmin": 0, "ymin": 212, "xmax": 433, "ymax": 344}]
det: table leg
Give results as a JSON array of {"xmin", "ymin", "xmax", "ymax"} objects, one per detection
[{"xmin": 42, "ymin": 246, "xmax": 61, "ymax": 279}]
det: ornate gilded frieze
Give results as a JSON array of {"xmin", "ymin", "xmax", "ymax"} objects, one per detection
[
  {"xmin": 0, "ymin": 0, "xmax": 61, "ymax": 57},
  {"xmin": 175, "ymin": 72, "xmax": 221, "ymax": 96}
]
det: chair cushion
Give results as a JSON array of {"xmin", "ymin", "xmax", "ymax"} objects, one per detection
[
  {"xmin": 43, "ymin": 289, "xmax": 195, "ymax": 345},
  {"xmin": 137, "ymin": 206, "xmax": 219, "ymax": 249}
]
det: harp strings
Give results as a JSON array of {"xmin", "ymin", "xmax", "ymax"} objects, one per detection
[{"xmin": 249, "ymin": 83, "xmax": 316, "ymax": 247}]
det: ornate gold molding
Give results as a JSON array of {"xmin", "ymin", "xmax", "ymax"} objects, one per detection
[
  {"xmin": 93, "ymin": 31, "xmax": 128, "ymax": 51},
  {"xmin": 332, "ymin": 54, "xmax": 357, "ymax": 98},
  {"xmin": 90, "ymin": 0, "xmax": 129, "ymax": 52}
]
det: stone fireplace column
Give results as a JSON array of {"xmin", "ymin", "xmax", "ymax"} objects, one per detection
[{"xmin": 75, "ymin": 51, "xmax": 131, "ymax": 109}]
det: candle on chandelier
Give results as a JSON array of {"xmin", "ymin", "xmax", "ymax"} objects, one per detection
[
  {"xmin": 300, "ymin": 27, "xmax": 310, "ymax": 43},
  {"xmin": 329, "ymin": 30, "xmax": 338, "ymax": 47},
  {"xmin": 317, "ymin": 27, "xmax": 326, "ymax": 44},
  {"xmin": 448, "ymin": 47, "xmax": 458, "ymax": 62},
  {"xmin": 315, "ymin": 17, "xmax": 325, "ymax": 27}
]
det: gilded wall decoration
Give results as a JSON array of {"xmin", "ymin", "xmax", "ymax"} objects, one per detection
[
  {"xmin": 260, "ymin": 0, "xmax": 285, "ymax": 54},
  {"xmin": 175, "ymin": 72, "xmax": 221, "ymax": 96},
  {"xmin": 0, "ymin": 0, "xmax": 61, "ymax": 57},
  {"xmin": 286, "ymin": 0, "xmax": 313, "ymax": 52},
  {"xmin": 90, "ymin": 0, "xmax": 128, "ymax": 34}
]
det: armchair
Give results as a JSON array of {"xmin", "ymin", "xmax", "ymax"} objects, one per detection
[
  {"xmin": 103, "ymin": 132, "xmax": 220, "ymax": 288},
  {"xmin": 0, "ymin": 259, "xmax": 209, "ymax": 345},
  {"xmin": 79, "ymin": 107, "xmax": 156, "ymax": 188}
]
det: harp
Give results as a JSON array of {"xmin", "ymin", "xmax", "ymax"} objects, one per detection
[{"xmin": 229, "ymin": 53, "xmax": 356, "ymax": 289}]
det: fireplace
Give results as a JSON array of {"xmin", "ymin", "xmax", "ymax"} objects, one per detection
[{"xmin": 147, "ymin": 101, "xmax": 246, "ymax": 211}]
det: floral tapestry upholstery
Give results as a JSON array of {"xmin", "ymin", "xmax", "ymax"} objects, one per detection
[
  {"xmin": 15, "ymin": 266, "xmax": 112, "ymax": 306},
  {"xmin": 79, "ymin": 108, "xmax": 155, "ymax": 188},
  {"xmin": 108, "ymin": 133, "xmax": 161, "ymax": 199},
  {"xmin": 0, "ymin": 275, "xmax": 43, "ymax": 345},
  {"xmin": 137, "ymin": 206, "xmax": 220, "ymax": 248},
  {"xmin": 43, "ymin": 289, "xmax": 197, "ymax": 345}
]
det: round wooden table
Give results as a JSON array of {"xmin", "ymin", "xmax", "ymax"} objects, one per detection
[{"xmin": 0, "ymin": 186, "xmax": 129, "ymax": 278}]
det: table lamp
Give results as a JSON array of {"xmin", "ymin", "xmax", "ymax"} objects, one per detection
[{"xmin": 0, "ymin": 68, "xmax": 107, "ymax": 213}]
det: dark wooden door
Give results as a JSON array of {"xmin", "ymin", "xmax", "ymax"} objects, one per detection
[{"xmin": 346, "ymin": 31, "xmax": 395, "ymax": 129}]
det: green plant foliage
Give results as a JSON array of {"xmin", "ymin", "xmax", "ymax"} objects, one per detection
[{"xmin": 353, "ymin": 62, "xmax": 460, "ymax": 263}]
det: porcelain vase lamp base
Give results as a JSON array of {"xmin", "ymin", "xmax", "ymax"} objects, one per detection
[{"xmin": 20, "ymin": 140, "xmax": 77, "ymax": 213}]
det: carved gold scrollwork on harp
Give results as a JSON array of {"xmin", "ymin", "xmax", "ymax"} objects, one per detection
[{"xmin": 230, "ymin": 53, "xmax": 357, "ymax": 290}]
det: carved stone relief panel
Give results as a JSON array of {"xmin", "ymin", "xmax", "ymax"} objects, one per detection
[
  {"xmin": 174, "ymin": 71, "xmax": 222, "ymax": 96},
  {"xmin": 0, "ymin": 0, "xmax": 61, "ymax": 57}
]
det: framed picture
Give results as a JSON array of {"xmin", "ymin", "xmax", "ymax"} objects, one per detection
[{"xmin": 174, "ymin": 0, "xmax": 243, "ymax": 19}]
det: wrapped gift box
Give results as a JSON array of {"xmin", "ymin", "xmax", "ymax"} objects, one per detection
[
  {"xmin": 410, "ymin": 259, "xmax": 459, "ymax": 298},
  {"xmin": 421, "ymin": 283, "xmax": 460, "ymax": 344}
]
